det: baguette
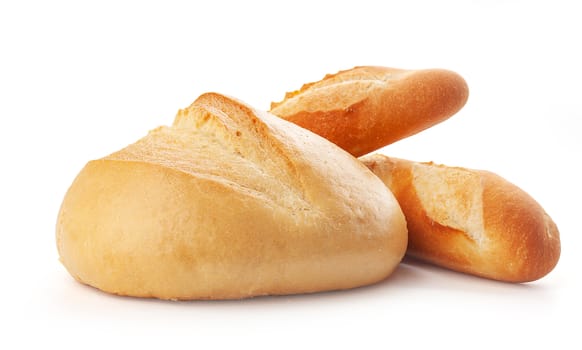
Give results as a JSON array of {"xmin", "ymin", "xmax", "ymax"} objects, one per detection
[
  {"xmin": 361, "ymin": 154, "xmax": 560, "ymax": 282},
  {"xmin": 56, "ymin": 93, "xmax": 408, "ymax": 300},
  {"xmin": 270, "ymin": 66, "xmax": 469, "ymax": 157}
]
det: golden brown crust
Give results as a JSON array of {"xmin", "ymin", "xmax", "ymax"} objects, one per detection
[
  {"xmin": 56, "ymin": 93, "xmax": 408, "ymax": 300},
  {"xmin": 479, "ymin": 171, "xmax": 561, "ymax": 282},
  {"xmin": 361, "ymin": 154, "xmax": 560, "ymax": 282},
  {"xmin": 270, "ymin": 66, "xmax": 469, "ymax": 157}
]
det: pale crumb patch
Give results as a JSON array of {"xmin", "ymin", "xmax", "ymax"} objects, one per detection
[
  {"xmin": 271, "ymin": 69, "xmax": 414, "ymax": 115},
  {"xmin": 412, "ymin": 163, "xmax": 485, "ymax": 245}
]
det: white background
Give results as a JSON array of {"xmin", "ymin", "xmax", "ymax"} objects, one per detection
[{"xmin": 1, "ymin": 0, "xmax": 580, "ymax": 348}]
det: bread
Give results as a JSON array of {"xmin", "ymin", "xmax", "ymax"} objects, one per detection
[
  {"xmin": 56, "ymin": 92, "xmax": 408, "ymax": 300},
  {"xmin": 361, "ymin": 154, "xmax": 560, "ymax": 283},
  {"xmin": 270, "ymin": 66, "xmax": 469, "ymax": 157}
]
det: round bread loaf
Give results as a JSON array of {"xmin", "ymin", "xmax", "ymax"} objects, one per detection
[{"xmin": 56, "ymin": 93, "xmax": 408, "ymax": 300}]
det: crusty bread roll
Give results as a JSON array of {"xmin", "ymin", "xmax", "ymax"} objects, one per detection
[
  {"xmin": 56, "ymin": 92, "xmax": 408, "ymax": 300},
  {"xmin": 361, "ymin": 154, "xmax": 560, "ymax": 282},
  {"xmin": 270, "ymin": 66, "xmax": 469, "ymax": 157}
]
